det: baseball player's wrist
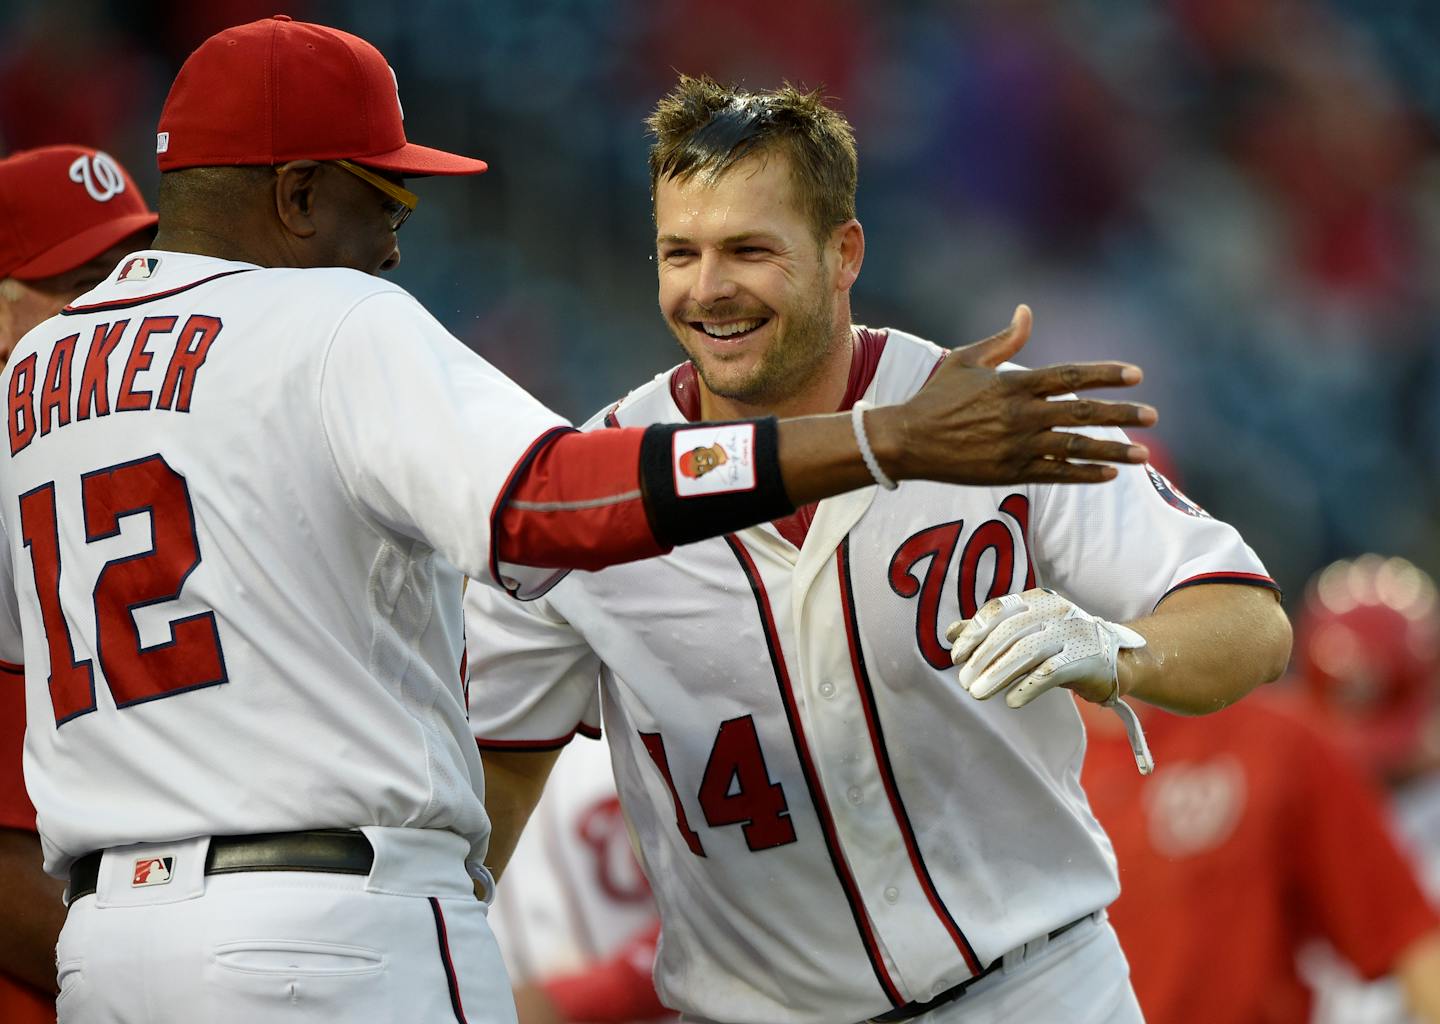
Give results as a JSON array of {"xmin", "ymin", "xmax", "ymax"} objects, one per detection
[
  {"xmin": 859, "ymin": 403, "xmax": 909, "ymax": 482},
  {"xmin": 1114, "ymin": 638, "xmax": 1154, "ymax": 702}
]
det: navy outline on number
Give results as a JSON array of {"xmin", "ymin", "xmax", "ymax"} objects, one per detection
[
  {"xmin": 82, "ymin": 453, "xmax": 228, "ymax": 710},
  {"xmin": 696, "ymin": 713, "xmax": 797, "ymax": 852},
  {"xmin": 18, "ymin": 480, "xmax": 97, "ymax": 726}
]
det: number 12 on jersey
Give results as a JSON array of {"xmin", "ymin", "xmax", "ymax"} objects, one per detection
[
  {"xmin": 640, "ymin": 715, "xmax": 798, "ymax": 856},
  {"xmin": 19, "ymin": 453, "xmax": 226, "ymax": 726}
]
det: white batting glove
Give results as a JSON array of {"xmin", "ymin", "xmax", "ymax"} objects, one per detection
[{"xmin": 946, "ymin": 589, "xmax": 1155, "ymax": 774}]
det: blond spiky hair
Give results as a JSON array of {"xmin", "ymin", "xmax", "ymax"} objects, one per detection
[{"xmin": 646, "ymin": 75, "xmax": 858, "ymax": 240}]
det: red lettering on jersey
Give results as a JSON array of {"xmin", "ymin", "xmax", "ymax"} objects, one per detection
[
  {"xmin": 888, "ymin": 520, "xmax": 964, "ymax": 670},
  {"xmin": 38, "ymin": 334, "xmax": 79, "ymax": 436},
  {"xmin": 890, "ymin": 497, "xmax": 1035, "ymax": 670},
  {"xmin": 639, "ymin": 731, "xmax": 706, "ymax": 857},
  {"xmin": 18, "ymin": 481, "xmax": 96, "ymax": 724},
  {"xmin": 77, "ymin": 319, "xmax": 129, "ymax": 420},
  {"xmin": 21, "ymin": 454, "xmax": 227, "ymax": 727},
  {"xmin": 116, "ymin": 316, "xmax": 176, "ymax": 412},
  {"xmin": 999, "ymin": 493, "xmax": 1037, "ymax": 591},
  {"xmin": 7, "ymin": 352, "xmax": 38, "ymax": 455},
  {"xmin": 157, "ymin": 315, "xmax": 222, "ymax": 412},
  {"xmin": 698, "ymin": 715, "xmax": 797, "ymax": 851},
  {"xmin": 82, "ymin": 455, "xmax": 226, "ymax": 707},
  {"xmin": 957, "ymin": 520, "xmax": 1015, "ymax": 620}
]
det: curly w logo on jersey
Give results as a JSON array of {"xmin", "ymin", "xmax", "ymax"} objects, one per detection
[{"xmin": 889, "ymin": 496, "xmax": 1037, "ymax": 670}]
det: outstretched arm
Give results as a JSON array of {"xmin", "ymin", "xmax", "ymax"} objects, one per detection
[
  {"xmin": 495, "ymin": 306, "xmax": 1156, "ymax": 574},
  {"xmin": 950, "ymin": 584, "xmax": 1291, "ymax": 720}
]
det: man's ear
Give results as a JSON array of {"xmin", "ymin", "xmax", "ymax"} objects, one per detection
[
  {"xmin": 274, "ymin": 161, "xmax": 323, "ymax": 238},
  {"xmin": 831, "ymin": 218, "xmax": 864, "ymax": 291}
]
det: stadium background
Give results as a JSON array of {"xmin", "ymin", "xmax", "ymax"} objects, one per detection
[{"xmin": 3, "ymin": 0, "xmax": 1439, "ymax": 602}]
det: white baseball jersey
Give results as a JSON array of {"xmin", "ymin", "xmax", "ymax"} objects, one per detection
[
  {"xmin": 0, "ymin": 249, "xmax": 567, "ymax": 877},
  {"xmin": 467, "ymin": 327, "xmax": 1276, "ymax": 1024},
  {"xmin": 486, "ymin": 736, "xmax": 665, "ymax": 994}
]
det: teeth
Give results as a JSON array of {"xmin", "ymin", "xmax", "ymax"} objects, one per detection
[{"xmin": 701, "ymin": 319, "xmax": 763, "ymax": 338}]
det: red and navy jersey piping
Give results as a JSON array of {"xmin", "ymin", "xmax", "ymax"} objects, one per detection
[
  {"xmin": 428, "ymin": 897, "xmax": 470, "ymax": 1023},
  {"xmin": 725, "ymin": 534, "xmax": 907, "ymax": 1009},
  {"xmin": 1157, "ymin": 571, "xmax": 1280, "ymax": 610},
  {"xmin": 474, "ymin": 719, "xmax": 598, "ymax": 753},
  {"xmin": 61, "ymin": 270, "xmax": 256, "ymax": 315},
  {"xmin": 838, "ymin": 537, "xmax": 983, "ymax": 976}
]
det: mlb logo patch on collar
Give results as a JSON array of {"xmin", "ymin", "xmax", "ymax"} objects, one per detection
[
  {"xmin": 118, "ymin": 256, "xmax": 160, "ymax": 282},
  {"xmin": 132, "ymin": 856, "xmax": 174, "ymax": 887}
]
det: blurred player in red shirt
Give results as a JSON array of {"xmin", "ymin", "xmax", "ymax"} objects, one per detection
[
  {"xmin": 0, "ymin": 144, "xmax": 157, "ymax": 1023},
  {"xmin": 1081, "ymin": 554, "xmax": 1440, "ymax": 1024},
  {"xmin": 1294, "ymin": 556, "xmax": 1440, "ymax": 1023}
]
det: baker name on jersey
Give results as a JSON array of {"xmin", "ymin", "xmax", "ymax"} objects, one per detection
[{"xmin": 8, "ymin": 313, "xmax": 223, "ymax": 456}]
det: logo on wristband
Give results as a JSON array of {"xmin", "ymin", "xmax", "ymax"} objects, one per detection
[{"xmin": 673, "ymin": 424, "xmax": 756, "ymax": 496}]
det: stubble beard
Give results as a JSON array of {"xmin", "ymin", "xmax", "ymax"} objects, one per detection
[{"xmin": 677, "ymin": 286, "xmax": 843, "ymax": 409}]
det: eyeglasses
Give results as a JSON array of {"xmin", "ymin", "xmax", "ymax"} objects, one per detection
[{"xmin": 332, "ymin": 159, "xmax": 419, "ymax": 232}]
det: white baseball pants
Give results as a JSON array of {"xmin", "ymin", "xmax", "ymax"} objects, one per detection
[
  {"xmin": 914, "ymin": 912, "xmax": 1144, "ymax": 1024},
  {"xmin": 54, "ymin": 827, "xmax": 516, "ymax": 1024}
]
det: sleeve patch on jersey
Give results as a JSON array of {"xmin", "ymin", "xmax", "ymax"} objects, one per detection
[
  {"xmin": 672, "ymin": 423, "xmax": 756, "ymax": 497},
  {"xmin": 1146, "ymin": 464, "xmax": 1210, "ymax": 518}
]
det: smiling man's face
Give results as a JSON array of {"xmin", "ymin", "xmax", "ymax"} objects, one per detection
[{"xmin": 654, "ymin": 150, "xmax": 846, "ymax": 411}]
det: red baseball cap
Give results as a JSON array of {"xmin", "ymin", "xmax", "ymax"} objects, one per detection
[
  {"xmin": 1296, "ymin": 555, "xmax": 1440, "ymax": 778},
  {"xmin": 157, "ymin": 15, "xmax": 488, "ymax": 177},
  {"xmin": 0, "ymin": 146, "xmax": 158, "ymax": 281}
]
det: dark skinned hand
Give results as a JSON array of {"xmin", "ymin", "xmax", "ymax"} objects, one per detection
[{"xmin": 870, "ymin": 305, "xmax": 1156, "ymax": 486}]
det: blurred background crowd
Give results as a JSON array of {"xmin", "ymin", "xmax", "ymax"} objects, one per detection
[{"xmin": 7, "ymin": 0, "xmax": 1440, "ymax": 601}]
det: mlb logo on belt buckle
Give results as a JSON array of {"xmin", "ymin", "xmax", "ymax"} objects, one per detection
[{"xmin": 132, "ymin": 856, "xmax": 174, "ymax": 887}]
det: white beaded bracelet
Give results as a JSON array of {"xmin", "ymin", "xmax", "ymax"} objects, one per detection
[{"xmin": 850, "ymin": 400, "xmax": 897, "ymax": 491}]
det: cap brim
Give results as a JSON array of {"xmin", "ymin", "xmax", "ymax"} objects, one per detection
[
  {"xmin": 354, "ymin": 141, "xmax": 488, "ymax": 178},
  {"xmin": 12, "ymin": 213, "xmax": 160, "ymax": 281}
]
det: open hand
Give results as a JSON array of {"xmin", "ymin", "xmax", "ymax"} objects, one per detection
[{"xmin": 871, "ymin": 305, "xmax": 1157, "ymax": 486}]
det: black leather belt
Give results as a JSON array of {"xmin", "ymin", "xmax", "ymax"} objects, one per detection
[
  {"xmin": 69, "ymin": 829, "xmax": 374, "ymax": 901},
  {"xmin": 867, "ymin": 913, "xmax": 1096, "ymax": 1023}
]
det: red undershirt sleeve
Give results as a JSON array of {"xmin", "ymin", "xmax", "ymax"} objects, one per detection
[{"xmin": 493, "ymin": 428, "xmax": 667, "ymax": 573}]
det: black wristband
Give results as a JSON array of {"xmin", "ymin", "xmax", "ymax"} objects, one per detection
[{"xmin": 639, "ymin": 418, "xmax": 795, "ymax": 547}]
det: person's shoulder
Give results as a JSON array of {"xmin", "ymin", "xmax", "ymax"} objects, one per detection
[
  {"xmin": 259, "ymin": 266, "xmax": 413, "ymax": 312},
  {"xmin": 865, "ymin": 325, "xmax": 1031, "ymax": 404},
  {"xmin": 578, "ymin": 363, "xmax": 688, "ymax": 430}
]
